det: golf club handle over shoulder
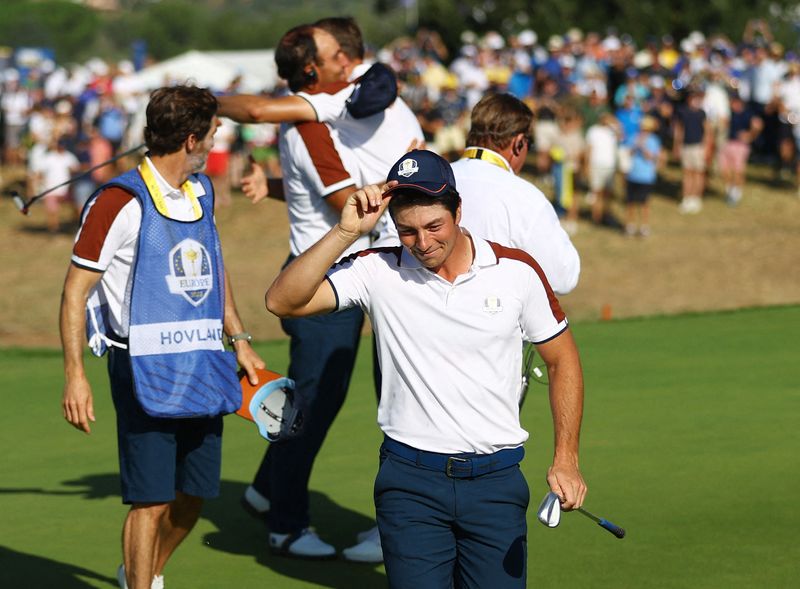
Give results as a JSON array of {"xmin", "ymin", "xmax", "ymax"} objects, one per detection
[{"xmin": 599, "ymin": 518, "xmax": 626, "ymax": 539}]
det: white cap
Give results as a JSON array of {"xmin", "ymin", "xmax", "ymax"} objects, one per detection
[
  {"xmin": 602, "ymin": 36, "xmax": 622, "ymax": 52},
  {"xmin": 548, "ymin": 35, "xmax": 565, "ymax": 51},
  {"xmin": 567, "ymin": 27, "xmax": 584, "ymax": 43},
  {"xmin": 117, "ymin": 60, "xmax": 134, "ymax": 75},
  {"xmin": 483, "ymin": 31, "xmax": 505, "ymax": 50},
  {"xmin": 559, "ymin": 54, "xmax": 576, "ymax": 69},
  {"xmin": 86, "ymin": 57, "xmax": 109, "ymax": 76},
  {"xmin": 633, "ymin": 51, "xmax": 654, "ymax": 69},
  {"xmin": 689, "ymin": 30, "xmax": 706, "ymax": 45},
  {"xmin": 518, "ymin": 29, "xmax": 537, "ymax": 46},
  {"xmin": 461, "ymin": 30, "xmax": 478, "ymax": 45}
]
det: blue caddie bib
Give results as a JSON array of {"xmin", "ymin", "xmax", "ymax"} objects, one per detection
[{"xmin": 85, "ymin": 167, "xmax": 240, "ymax": 418}]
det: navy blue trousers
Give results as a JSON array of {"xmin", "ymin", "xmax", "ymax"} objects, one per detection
[
  {"xmin": 252, "ymin": 306, "xmax": 364, "ymax": 533},
  {"xmin": 375, "ymin": 446, "xmax": 529, "ymax": 589}
]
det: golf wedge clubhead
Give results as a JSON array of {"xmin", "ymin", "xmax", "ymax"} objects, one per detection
[{"xmin": 537, "ymin": 491, "xmax": 626, "ymax": 539}]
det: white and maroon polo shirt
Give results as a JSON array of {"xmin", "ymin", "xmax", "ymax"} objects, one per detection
[
  {"xmin": 326, "ymin": 232, "xmax": 568, "ymax": 454},
  {"xmin": 278, "ymin": 120, "xmax": 369, "ymax": 257}
]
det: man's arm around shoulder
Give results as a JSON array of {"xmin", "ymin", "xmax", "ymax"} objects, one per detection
[{"xmin": 217, "ymin": 94, "xmax": 317, "ymax": 124}]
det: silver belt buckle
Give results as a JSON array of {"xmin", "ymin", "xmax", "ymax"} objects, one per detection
[{"xmin": 446, "ymin": 456, "xmax": 469, "ymax": 477}]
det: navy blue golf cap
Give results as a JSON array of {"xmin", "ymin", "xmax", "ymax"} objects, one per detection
[
  {"xmin": 385, "ymin": 149, "xmax": 457, "ymax": 196},
  {"xmin": 346, "ymin": 63, "xmax": 398, "ymax": 119}
]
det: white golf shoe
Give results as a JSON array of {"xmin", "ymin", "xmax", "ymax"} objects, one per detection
[
  {"xmin": 116, "ymin": 564, "xmax": 164, "ymax": 589},
  {"xmin": 269, "ymin": 528, "xmax": 336, "ymax": 559},
  {"xmin": 241, "ymin": 485, "xmax": 270, "ymax": 520},
  {"xmin": 343, "ymin": 525, "xmax": 384, "ymax": 563}
]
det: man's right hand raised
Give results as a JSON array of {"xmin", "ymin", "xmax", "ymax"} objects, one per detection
[{"xmin": 336, "ymin": 182, "xmax": 397, "ymax": 242}]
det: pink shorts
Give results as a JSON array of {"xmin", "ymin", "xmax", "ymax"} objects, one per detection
[
  {"xmin": 718, "ymin": 140, "xmax": 750, "ymax": 174},
  {"xmin": 44, "ymin": 191, "xmax": 69, "ymax": 214}
]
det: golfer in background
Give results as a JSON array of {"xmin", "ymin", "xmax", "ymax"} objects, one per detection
[
  {"xmin": 265, "ymin": 149, "xmax": 587, "ymax": 588},
  {"xmin": 59, "ymin": 85, "xmax": 264, "ymax": 589}
]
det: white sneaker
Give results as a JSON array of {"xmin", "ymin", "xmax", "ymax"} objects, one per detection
[
  {"xmin": 241, "ymin": 485, "xmax": 270, "ymax": 520},
  {"xmin": 117, "ymin": 565, "xmax": 163, "ymax": 589},
  {"xmin": 343, "ymin": 526, "xmax": 383, "ymax": 563},
  {"xmin": 356, "ymin": 525, "xmax": 379, "ymax": 544},
  {"xmin": 269, "ymin": 528, "xmax": 336, "ymax": 559}
]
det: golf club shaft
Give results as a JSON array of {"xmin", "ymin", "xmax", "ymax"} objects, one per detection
[
  {"xmin": 13, "ymin": 143, "xmax": 145, "ymax": 214},
  {"xmin": 518, "ymin": 343, "xmax": 536, "ymax": 408},
  {"xmin": 577, "ymin": 507, "xmax": 626, "ymax": 539}
]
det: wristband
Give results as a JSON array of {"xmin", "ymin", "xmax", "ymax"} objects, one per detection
[{"xmin": 228, "ymin": 332, "xmax": 252, "ymax": 346}]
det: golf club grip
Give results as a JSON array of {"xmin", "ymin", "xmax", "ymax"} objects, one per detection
[{"xmin": 598, "ymin": 518, "xmax": 626, "ymax": 538}]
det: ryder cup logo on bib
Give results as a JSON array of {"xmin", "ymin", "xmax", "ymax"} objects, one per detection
[
  {"xmin": 165, "ymin": 238, "xmax": 213, "ymax": 306},
  {"xmin": 397, "ymin": 158, "xmax": 419, "ymax": 177}
]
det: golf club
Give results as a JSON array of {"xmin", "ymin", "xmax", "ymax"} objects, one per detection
[
  {"xmin": 576, "ymin": 506, "xmax": 626, "ymax": 539},
  {"xmin": 9, "ymin": 143, "xmax": 146, "ymax": 215},
  {"xmin": 519, "ymin": 343, "xmax": 548, "ymax": 407}
]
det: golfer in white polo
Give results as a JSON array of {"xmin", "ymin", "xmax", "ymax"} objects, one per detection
[{"xmin": 264, "ymin": 149, "xmax": 587, "ymax": 588}]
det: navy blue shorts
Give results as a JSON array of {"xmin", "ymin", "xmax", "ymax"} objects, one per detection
[{"xmin": 108, "ymin": 346, "xmax": 223, "ymax": 504}]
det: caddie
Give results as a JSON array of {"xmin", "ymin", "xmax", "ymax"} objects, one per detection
[
  {"xmin": 59, "ymin": 85, "xmax": 265, "ymax": 589},
  {"xmin": 264, "ymin": 149, "xmax": 588, "ymax": 588}
]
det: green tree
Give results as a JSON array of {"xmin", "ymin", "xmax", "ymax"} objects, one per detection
[{"xmin": 0, "ymin": 0, "xmax": 100, "ymax": 62}]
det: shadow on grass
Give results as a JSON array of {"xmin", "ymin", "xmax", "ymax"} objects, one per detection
[
  {"xmin": 202, "ymin": 480, "xmax": 386, "ymax": 588},
  {"xmin": 1, "ymin": 474, "xmax": 384, "ymax": 588},
  {"xmin": 0, "ymin": 545, "xmax": 117, "ymax": 588}
]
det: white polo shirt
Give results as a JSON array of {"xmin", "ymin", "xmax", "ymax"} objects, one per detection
[
  {"xmin": 451, "ymin": 150, "xmax": 581, "ymax": 295},
  {"xmin": 326, "ymin": 232, "xmax": 569, "ymax": 454},
  {"xmin": 278, "ymin": 120, "xmax": 370, "ymax": 257},
  {"xmin": 299, "ymin": 64, "xmax": 424, "ymax": 247},
  {"xmin": 72, "ymin": 157, "xmax": 210, "ymax": 337}
]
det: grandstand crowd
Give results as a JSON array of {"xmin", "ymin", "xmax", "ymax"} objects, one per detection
[{"xmin": 3, "ymin": 18, "xmax": 799, "ymax": 234}]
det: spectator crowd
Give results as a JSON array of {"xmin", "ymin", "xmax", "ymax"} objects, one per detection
[{"xmin": 2, "ymin": 18, "xmax": 798, "ymax": 235}]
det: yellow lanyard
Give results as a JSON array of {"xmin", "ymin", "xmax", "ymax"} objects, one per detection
[
  {"xmin": 462, "ymin": 147, "xmax": 512, "ymax": 172},
  {"xmin": 139, "ymin": 159, "xmax": 203, "ymax": 221}
]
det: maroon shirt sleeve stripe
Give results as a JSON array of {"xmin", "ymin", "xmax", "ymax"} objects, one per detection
[
  {"xmin": 73, "ymin": 187, "xmax": 135, "ymax": 263},
  {"xmin": 296, "ymin": 121, "xmax": 354, "ymax": 191},
  {"xmin": 488, "ymin": 241, "xmax": 566, "ymax": 323}
]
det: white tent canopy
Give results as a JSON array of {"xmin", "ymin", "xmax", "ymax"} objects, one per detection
[{"xmin": 131, "ymin": 49, "xmax": 278, "ymax": 94}]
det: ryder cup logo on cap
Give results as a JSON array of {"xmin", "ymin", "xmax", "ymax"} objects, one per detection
[
  {"xmin": 165, "ymin": 238, "xmax": 214, "ymax": 306},
  {"xmin": 385, "ymin": 149, "xmax": 457, "ymax": 196},
  {"xmin": 397, "ymin": 158, "xmax": 419, "ymax": 177}
]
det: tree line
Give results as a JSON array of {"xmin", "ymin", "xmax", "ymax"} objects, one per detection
[{"xmin": 1, "ymin": 0, "xmax": 798, "ymax": 65}]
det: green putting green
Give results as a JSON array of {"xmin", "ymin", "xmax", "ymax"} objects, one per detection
[{"xmin": 1, "ymin": 306, "xmax": 797, "ymax": 587}]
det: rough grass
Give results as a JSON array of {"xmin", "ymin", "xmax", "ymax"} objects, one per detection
[{"xmin": 2, "ymin": 161, "xmax": 799, "ymax": 347}]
